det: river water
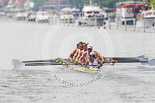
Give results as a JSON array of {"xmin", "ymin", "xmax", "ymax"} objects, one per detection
[{"xmin": 0, "ymin": 19, "xmax": 155, "ymax": 103}]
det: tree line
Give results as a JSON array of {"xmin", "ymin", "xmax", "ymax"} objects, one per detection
[
  {"xmin": 71, "ymin": 0, "xmax": 155, "ymax": 8},
  {"xmin": 32, "ymin": 0, "xmax": 155, "ymax": 11}
]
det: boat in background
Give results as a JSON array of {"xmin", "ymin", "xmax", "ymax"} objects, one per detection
[
  {"xmin": 70, "ymin": 8, "xmax": 80, "ymax": 19},
  {"xmin": 35, "ymin": 11, "xmax": 49, "ymax": 23},
  {"xmin": 60, "ymin": 8, "xmax": 75, "ymax": 23},
  {"xmin": 136, "ymin": 9, "xmax": 155, "ymax": 28},
  {"xmin": 0, "ymin": 12, "xmax": 5, "ymax": 18},
  {"xmin": 27, "ymin": 11, "xmax": 36, "ymax": 22},
  {"xmin": 116, "ymin": 1, "xmax": 149, "ymax": 25},
  {"xmin": 15, "ymin": 12, "xmax": 28, "ymax": 21},
  {"xmin": 102, "ymin": 8, "xmax": 116, "ymax": 21},
  {"xmin": 78, "ymin": 0, "xmax": 104, "ymax": 26}
]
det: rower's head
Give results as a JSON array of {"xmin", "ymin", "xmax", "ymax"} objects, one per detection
[
  {"xmin": 83, "ymin": 43, "xmax": 88, "ymax": 51},
  {"xmin": 87, "ymin": 45, "xmax": 93, "ymax": 53},
  {"xmin": 89, "ymin": 52, "xmax": 95, "ymax": 59},
  {"xmin": 77, "ymin": 44, "xmax": 79, "ymax": 48},
  {"xmin": 77, "ymin": 42, "xmax": 83, "ymax": 49},
  {"xmin": 79, "ymin": 42, "xmax": 83, "ymax": 50}
]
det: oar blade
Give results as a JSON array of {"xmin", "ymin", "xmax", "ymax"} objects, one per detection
[
  {"xmin": 140, "ymin": 58, "xmax": 148, "ymax": 65},
  {"xmin": 148, "ymin": 59, "xmax": 155, "ymax": 66},
  {"xmin": 136, "ymin": 55, "xmax": 145, "ymax": 60},
  {"xmin": 12, "ymin": 59, "xmax": 24, "ymax": 69},
  {"xmin": 139, "ymin": 57, "xmax": 149, "ymax": 62}
]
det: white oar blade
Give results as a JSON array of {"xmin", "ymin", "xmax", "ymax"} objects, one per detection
[
  {"xmin": 148, "ymin": 59, "xmax": 155, "ymax": 66},
  {"xmin": 136, "ymin": 55, "xmax": 145, "ymax": 60},
  {"xmin": 139, "ymin": 57, "xmax": 149, "ymax": 61},
  {"xmin": 140, "ymin": 58, "xmax": 148, "ymax": 65},
  {"xmin": 12, "ymin": 59, "xmax": 24, "ymax": 69}
]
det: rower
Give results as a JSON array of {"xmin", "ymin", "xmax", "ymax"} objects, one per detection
[
  {"xmin": 75, "ymin": 43, "xmax": 88, "ymax": 62},
  {"xmin": 79, "ymin": 45, "xmax": 105, "ymax": 63},
  {"xmin": 83, "ymin": 43, "xmax": 88, "ymax": 51},
  {"xmin": 72, "ymin": 42, "xmax": 83, "ymax": 60},
  {"xmin": 68, "ymin": 42, "xmax": 83, "ymax": 60},
  {"xmin": 85, "ymin": 52, "xmax": 103, "ymax": 68}
]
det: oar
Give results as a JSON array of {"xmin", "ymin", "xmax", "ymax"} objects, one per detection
[
  {"xmin": 25, "ymin": 63, "xmax": 77, "ymax": 66},
  {"xmin": 57, "ymin": 57, "xmax": 154, "ymax": 66},
  {"xmin": 12, "ymin": 57, "xmax": 155, "ymax": 69},
  {"xmin": 104, "ymin": 55, "xmax": 145, "ymax": 61},
  {"xmin": 148, "ymin": 59, "xmax": 155, "ymax": 66},
  {"xmin": 20, "ymin": 58, "xmax": 68, "ymax": 64},
  {"xmin": 113, "ymin": 58, "xmax": 149, "ymax": 63},
  {"xmin": 22, "ymin": 59, "xmax": 56, "ymax": 63},
  {"xmin": 14, "ymin": 55, "xmax": 145, "ymax": 64},
  {"xmin": 111, "ymin": 58, "xmax": 155, "ymax": 66},
  {"xmin": 61, "ymin": 57, "xmax": 149, "ymax": 64},
  {"xmin": 12, "ymin": 59, "xmax": 77, "ymax": 69},
  {"xmin": 12, "ymin": 58, "xmax": 64, "ymax": 66}
]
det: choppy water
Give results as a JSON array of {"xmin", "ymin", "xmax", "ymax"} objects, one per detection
[{"xmin": 0, "ymin": 19, "xmax": 155, "ymax": 103}]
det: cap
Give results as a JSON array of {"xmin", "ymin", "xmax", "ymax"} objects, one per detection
[
  {"xmin": 89, "ymin": 52, "xmax": 95, "ymax": 56},
  {"xmin": 88, "ymin": 45, "xmax": 93, "ymax": 49}
]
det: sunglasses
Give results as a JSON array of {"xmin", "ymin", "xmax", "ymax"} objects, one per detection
[{"xmin": 89, "ymin": 55, "xmax": 95, "ymax": 57}]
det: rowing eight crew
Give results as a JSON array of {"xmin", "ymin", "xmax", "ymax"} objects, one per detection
[{"xmin": 68, "ymin": 42, "xmax": 104, "ymax": 68}]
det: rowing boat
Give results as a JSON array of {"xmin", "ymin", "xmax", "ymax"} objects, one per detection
[
  {"xmin": 15, "ymin": 55, "xmax": 148, "ymax": 64},
  {"xmin": 70, "ymin": 65, "xmax": 99, "ymax": 73},
  {"xmin": 12, "ymin": 55, "xmax": 155, "ymax": 72},
  {"xmin": 58, "ymin": 58, "xmax": 100, "ymax": 73}
]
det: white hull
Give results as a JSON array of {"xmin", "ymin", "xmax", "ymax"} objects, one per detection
[
  {"xmin": 60, "ymin": 14, "xmax": 75, "ymax": 23},
  {"xmin": 136, "ymin": 19, "xmax": 155, "ymax": 28}
]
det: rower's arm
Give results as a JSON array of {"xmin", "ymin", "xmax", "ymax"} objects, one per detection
[
  {"xmin": 97, "ymin": 59, "xmax": 103, "ymax": 68},
  {"xmin": 99, "ymin": 60, "xmax": 103, "ymax": 67},
  {"xmin": 99, "ymin": 54, "xmax": 105, "ymax": 63},
  {"xmin": 76, "ymin": 51, "xmax": 82, "ymax": 61},
  {"xmin": 68, "ymin": 49, "xmax": 76, "ymax": 59},
  {"xmin": 85, "ymin": 59, "xmax": 89, "ymax": 68},
  {"xmin": 95, "ymin": 51, "xmax": 105, "ymax": 63},
  {"xmin": 73, "ymin": 51, "xmax": 78, "ymax": 60},
  {"xmin": 79, "ymin": 52, "xmax": 86, "ymax": 62},
  {"xmin": 68, "ymin": 54, "xmax": 73, "ymax": 59}
]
